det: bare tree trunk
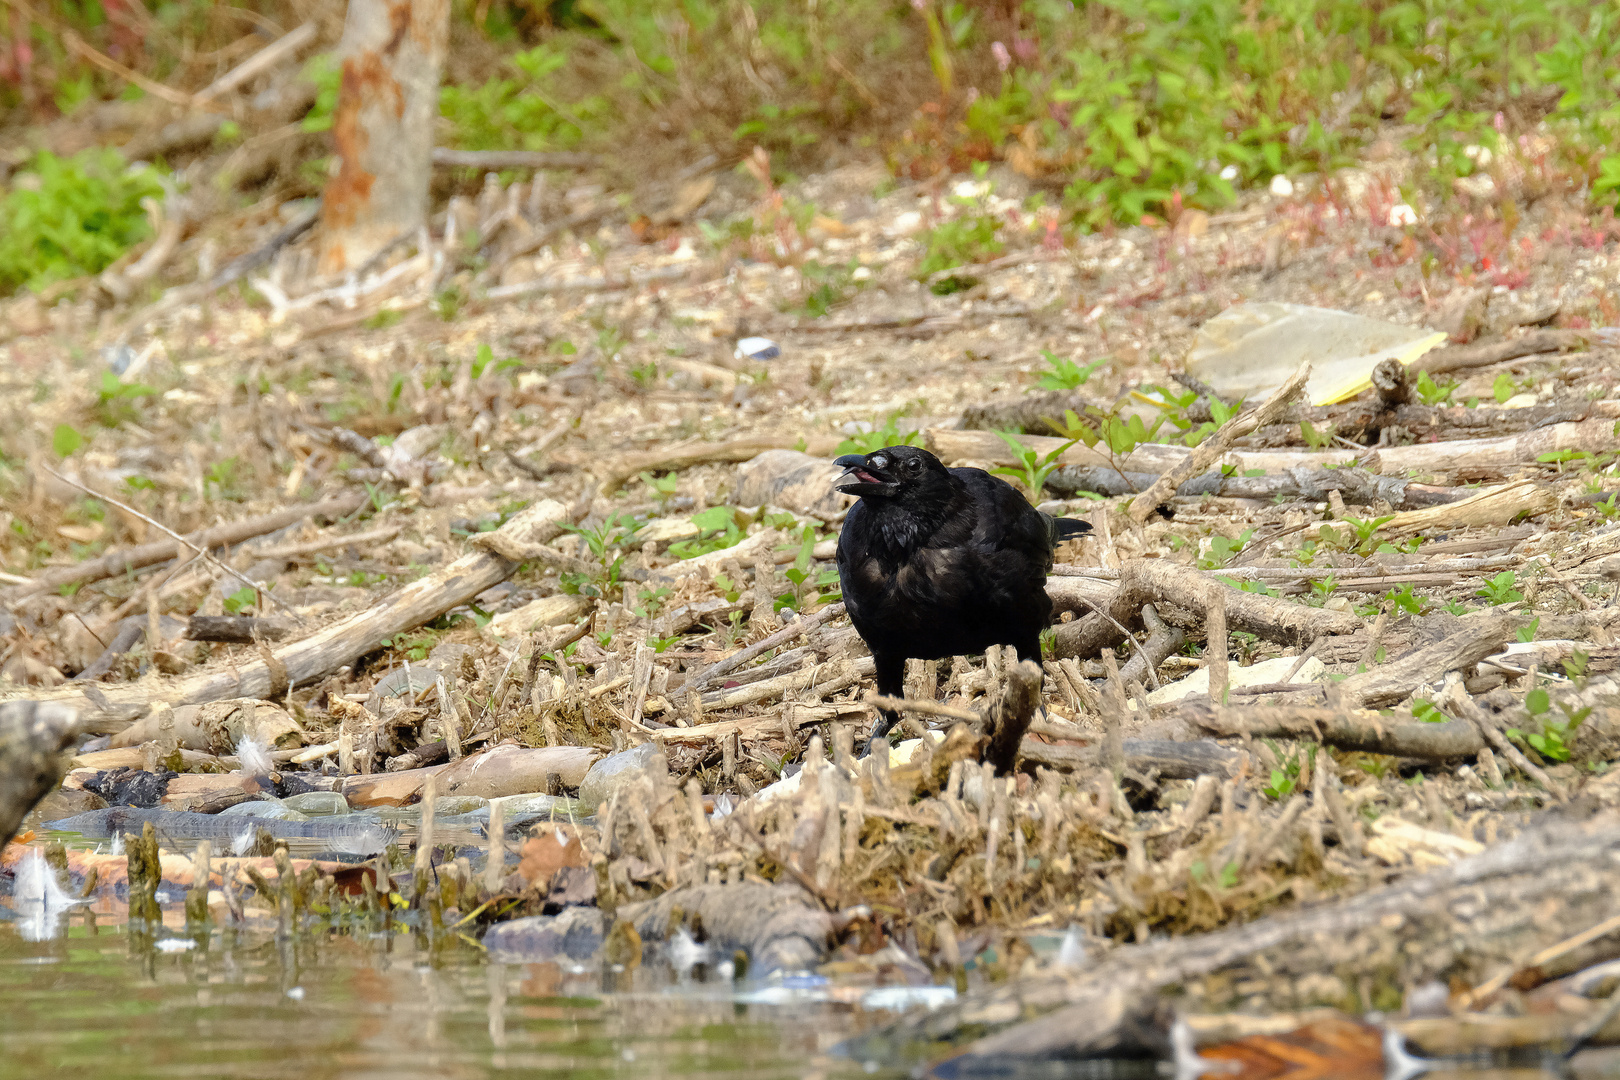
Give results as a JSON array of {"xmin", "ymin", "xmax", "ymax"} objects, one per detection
[{"xmin": 318, "ymin": 0, "xmax": 450, "ymax": 275}]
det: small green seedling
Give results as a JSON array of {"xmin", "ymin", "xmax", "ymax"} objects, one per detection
[
  {"xmin": 991, "ymin": 429, "xmax": 1078, "ymax": 501},
  {"xmin": 1476, "ymin": 571, "xmax": 1523, "ymax": 606},
  {"xmin": 1036, "ymin": 350, "xmax": 1107, "ymax": 391}
]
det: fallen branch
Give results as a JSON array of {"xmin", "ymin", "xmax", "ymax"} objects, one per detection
[
  {"xmin": 1047, "ymin": 464, "xmax": 1471, "ymax": 508},
  {"xmin": 3, "ymin": 492, "xmax": 365, "ymax": 600},
  {"xmin": 598, "ymin": 435, "xmax": 841, "ymax": 494},
  {"xmin": 1181, "ymin": 702, "xmax": 1485, "ymax": 758},
  {"xmin": 1017, "ymin": 736, "xmax": 1243, "ymax": 779},
  {"xmin": 678, "ymin": 602, "xmax": 846, "ymax": 694},
  {"xmin": 1054, "ymin": 558, "xmax": 1360, "ymax": 660},
  {"xmin": 927, "ymin": 417, "xmax": 1620, "ymax": 479},
  {"xmin": 1416, "ymin": 328, "xmax": 1601, "ymax": 375},
  {"xmin": 8, "ymin": 500, "xmax": 576, "ymax": 714},
  {"xmin": 1335, "ymin": 615, "xmax": 1511, "ymax": 707},
  {"xmin": 1128, "ymin": 362, "xmax": 1311, "ymax": 522}
]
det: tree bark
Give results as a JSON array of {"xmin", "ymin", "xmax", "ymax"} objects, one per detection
[{"xmin": 318, "ymin": 0, "xmax": 451, "ymax": 274}]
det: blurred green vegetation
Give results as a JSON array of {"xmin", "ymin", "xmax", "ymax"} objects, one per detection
[{"xmin": 6, "ymin": 0, "xmax": 1620, "ymax": 244}]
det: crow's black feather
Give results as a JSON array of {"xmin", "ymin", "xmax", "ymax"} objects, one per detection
[{"xmin": 832, "ymin": 445, "xmax": 1092, "ymax": 738}]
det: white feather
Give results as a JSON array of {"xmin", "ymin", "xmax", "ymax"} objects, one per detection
[{"xmin": 235, "ymin": 733, "xmax": 274, "ymax": 777}]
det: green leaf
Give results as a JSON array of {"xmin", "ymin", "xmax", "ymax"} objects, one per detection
[
  {"xmin": 53, "ymin": 424, "xmax": 84, "ymax": 458},
  {"xmin": 1526, "ymin": 687, "xmax": 1550, "ymax": 716}
]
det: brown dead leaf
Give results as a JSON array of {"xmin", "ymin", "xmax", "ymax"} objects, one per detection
[
  {"xmin": 1196, "ymin": 1015, "xmax": 1385, "ymax": 1080},
  {"xmin": 516, "ymin": 824, "xmax": 588, "ymax": 889}
]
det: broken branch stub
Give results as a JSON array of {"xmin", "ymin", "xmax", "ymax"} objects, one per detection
[
  {"xmin": 318, "ymin": 0, "xmax": 451, "ymax": 275},
  {"xmin": 986, "ymin": 659, "xmax": 1042, "ymax": 776}
]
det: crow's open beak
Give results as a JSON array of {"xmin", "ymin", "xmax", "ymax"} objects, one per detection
[{"xmin": 834, "ymin": 453, "xmax": 895, "ymax": 496}]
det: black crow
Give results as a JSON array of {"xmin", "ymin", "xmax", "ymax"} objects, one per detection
[{"xmin": 832, "ymin": 445, "xmax": 1092, "ymax": 739}]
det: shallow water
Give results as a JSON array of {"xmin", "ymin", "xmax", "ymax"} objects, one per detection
[{"xmin": 0, "ymin": 911, "xmax": 916, "ymax": 1080}]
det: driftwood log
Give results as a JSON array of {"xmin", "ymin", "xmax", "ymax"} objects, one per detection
[
  {"xmin": 855, "ymin": 810, "xmax": 1620, "ymax": 1069},
  {"xmin": 3, "ymin": 498, "xmax": 577, "ymax": 716},
  {"xmin": 1182, "ymin": 702, "xmax": 1485, "ymax": 759}
]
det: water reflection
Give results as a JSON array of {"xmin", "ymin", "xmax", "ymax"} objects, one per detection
[
  {"xmin": 9, "ymin": 847, "xmax": 84, "ymax": 942},
  {"xmin": 0, "ymin": 904, "xmax": 909, "ymax": 1080}
]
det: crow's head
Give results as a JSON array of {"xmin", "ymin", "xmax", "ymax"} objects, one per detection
[{"xmin": 834, "ymin": 445, "xmax": 953, "ymax": 504}]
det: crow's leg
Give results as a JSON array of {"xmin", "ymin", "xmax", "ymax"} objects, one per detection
[
  {"xmin": 869, "ymin": 651, "xmax": 905, "ymax": 739},
  {"xmin": 1013, "ymin": 634, "xmax": 1050, "ymax": 726}
]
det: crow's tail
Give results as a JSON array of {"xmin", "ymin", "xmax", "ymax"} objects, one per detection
[{"xmin": 1050, "ymin": 516, "xmax": 1093, "ymax": 542}]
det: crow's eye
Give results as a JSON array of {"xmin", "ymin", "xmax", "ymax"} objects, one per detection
[{"xmin": 905, "ymin": 459, "xmax": 921, "ymax": 473}]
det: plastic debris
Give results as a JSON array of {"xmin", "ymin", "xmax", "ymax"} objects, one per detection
[
  {"xmin": 1184, "ymin": 302, "xmax": 1448, "ymax": 406},
  {"xmin": 734, "ymin": 336, "xmax": 780, "ymax": 361}
]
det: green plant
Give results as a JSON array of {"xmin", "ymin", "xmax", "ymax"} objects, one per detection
[
  {"xmin": 1199, "ymin": 528, "xmax": 1255, "ymax": 570},
  {"xmin": 641, "ymin": 471, "xmax": 679, "ymax": 506},
  {"xmin": 1384, "ymin": 584, "xmax": 1428, "ymax": 616},
  {"xmin": 1506, "ymin": 688, "xmax": 1590, "ymax": 763},
  {"xmin": 204, "ymin": 458, "xmax": 246, "ymax": 501},
  {"xmin": 1414, "ymin": 371, "xmax": 1459, "ymax": 406},
  {"xmin": 668, "ymin": 506, "xmax": 748, "ymax": 561},
  {"xmin": 991, "ymin": 430, "xmax": 1078, "ymax": 501},
  {"xmin": 1411, "ymin": 699, "xmax": 1447, "ymax": 724},
  {"xmin": 1516, "ymin": 617, "xmax": 1541, "ymax": 644},
  {"xmin": 0, "ymin": 150, "xmax": 166, "ymax": 295},
  {"xmin": 1262, "ymin": 740, "xmax": 1315, "ymax": 800},
  {"xmin": 223, "ymin": 586, "xmax": 258, "ymax": 615},
  {"xmin": 834, "ymin": 413, "xmax": 923, "ymax": 457},
  {"xmin": 1593, "ymin": 493, "xmax": 1620, "ymax": 522},
  {"xmin": 52, "ymin": 424, "xmax": 84, "ymax": 459},
  {"xmin": 796, "ymin": 259, "xmax": 863, "ymax": 317},
  {"xmin": 94, "ymin": 371, "xmax": 156, "ymax": 428},
  {"xmin": 1035, "ymin": 351, "xmax": 1107, "ymax": 391},
  {"xmin": 1476, "ymin": 571, "xmax": 1523, "ymax": 606},
  {"xmin": 780, "ymin": 526, "xmax": 840, "ymax": 611},
  {"xmin": 557, "ymin": 512, "xmax": 640, "ymax": 596},
  {"xmin": 917, "ymin": 214, "xmax": 1003, "ymax": 291},
  {"xmin": 1300, "ymin": 420, "xmax": 1335, "ymax": 451}
]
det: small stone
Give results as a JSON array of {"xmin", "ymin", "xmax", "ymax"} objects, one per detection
[
  {"xmin": 217, "ymin": 799, "xmax": 308, "ymax": 822},
  {"xmin": 484, "ymin": 907, "xmax": 606, "ymax": 963},
  {"xmin": 282, "ymin": 791, "xmax": 350, "ymax": 816},
  {"xmin": 577, "ymin": 743, "xmax": 662, "ymax": 812}
]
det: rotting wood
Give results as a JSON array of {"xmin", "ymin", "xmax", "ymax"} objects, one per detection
[{"xmin": 986, "ymin": 659, "xmax": 1043, "ymax": 776}]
